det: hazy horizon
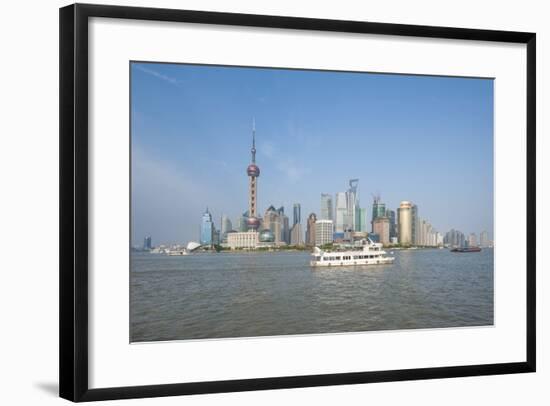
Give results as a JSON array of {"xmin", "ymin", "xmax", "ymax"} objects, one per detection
[{"xmin": 131, "ymin": 62, "xmax": 494, "ymax": 246}]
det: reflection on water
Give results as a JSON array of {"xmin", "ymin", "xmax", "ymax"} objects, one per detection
[{"xmin": 130, "ymin": 248, "xmax": 493, "ymax": 342}]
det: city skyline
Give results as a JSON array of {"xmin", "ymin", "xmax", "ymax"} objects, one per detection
[{"xmin": 131, "ymin": 62, "xmax": 494, "ymax": 245}]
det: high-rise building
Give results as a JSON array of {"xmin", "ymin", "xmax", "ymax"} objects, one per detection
[
  {"xmin": 290, "ymin": 223, "xmax": 304, "ymax": 246},
  {"xmin": 220, "ymin": 214, "xmax": 232, "ymax": 239},
  {"xmin": 143, "ymin": 236, "xmax": 152, "ymax": 250},
  {"xmin": 397, "ymin": 201, "xmax": 413, "ymax": 245},
  {"xmin": 386, "ymin": 209, "xmax": 397, "ymax": 239},
  {"xmin": 306, "ymin": 213, "xmax": 317, "ymax": 246},
  {"xmin": 444, "ymin": 229, "xmax": 466, "ymax": 247},
  {"xmin": 480, "ymin": 230, "xmax": 489, "ymax": 247},
  {"xmin": 371, "ymin": 195, "xmax": 386, "ymax": 232},
  {"xmin": 355, "ymin": 207, "xmax": 367, "ymax": 232},
  {"xmin": 372, "ymin": 217, "xmax": 390, "ymax": 245},
  {"xmin": 200, "ymin": 208, "xmax": 214, "ymax": 246},
  {"xmin": 263, "ymin": 205, "xmax": 282, "ymax": 244},
  {"xmin": 346, "ymin": 179, "xmax": 359, "ymax": 231},
  {"xmin": 335, "ymin": 192, "xmax": 347, "ymax": 233},
  {"xmin": 411, "ymin": 204, "xmax": 419, "ymax": 245},
  {"xmin": 417, "ymin": 218, "xmax": 439, "ymax": 247},
  {"xmin": 246, "ymin": 120, "xmax": 261, "ymax": 231},
  {"xmin": 277, "ymin": 206, "xmax": 290, "ymax": 244},
  {"xmin": 293, "ymin": 203, "xmax": 301, "ymax": 226},
  {"xmin": 320, "ymin": 193, "xmax": 333, "ymax": 221},
  {"xmin": 468, "ymin": 233, "xmax": 478, "ymax": 247},
  {"xmin": 315, "ymin": 219, "xmax": 333, "ymax": 246}
]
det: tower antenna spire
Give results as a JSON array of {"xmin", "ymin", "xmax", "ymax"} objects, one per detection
[{"xmin": 251, "ymin": 117, "xmax": 256, "ymax": 163}]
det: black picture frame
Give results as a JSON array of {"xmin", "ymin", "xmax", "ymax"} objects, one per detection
[{"xmin": 59, "ymin": 3, "xmax": 536, "ymax": 402}]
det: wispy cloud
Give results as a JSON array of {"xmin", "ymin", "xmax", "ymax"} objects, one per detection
[
  {"xmin": 134, "ymin": 64, "xmax": 182, "ymax": 87},
  {"xmin": 259, "ymin": 140, "xmax": 310, "ymax": 184}
]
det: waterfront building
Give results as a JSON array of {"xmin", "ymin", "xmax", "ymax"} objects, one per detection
[
  {"xmin": 245, "ymin": 120, "xmax": 261, "ymax": 231},
  {"xmin": 346, "ymin": 179, "xmax": 360, "ymax": 232},
  {"xmin": 212, "ymin": 228, "xmax": 220, "ymax": 246},
  {"xmin": 355, "ymin": 207, "xmax": 367, "ymax": 232},
  {"xmin": 411, "ymin": 204, "xmax": 419, "ymax": 245},
  {"xmin": 335, "ymin": 192, "xmax": 347, "ymax": 233},
  {"xmin": 290, "ymin": 223, "xmax": 304, "ymax": 246},
  {"xmin": 444, "ymin": 229, "xmax": 466, "ymax": 248},
  {"xmin": 320, "ymin": 193, "xmax": 333, "ymax": 221},
  {"xmin": 200, "ymin": 208, "xmax": 214, "ymax": 246},
  {"xmin": 277, "ymin": 206, "xmax": 290, "ymax": 244},
  {"xmin": 480, "ymin": 230, "xmax": 489, "ymax": 247},
  {"xmin": 258, "ymin": 229, "xmax": 275, "ymax": 243},
  {"xmin": 397, "ymin": 201, "xmax": 413, "ymax": 245},
  {"xmin": 293, "ymin": 203, "xmax": 301, "ymax": 226},
  {"xmin": 227, "ymin": 231, "xmax": 259, "ymax": 249},
  {"xmin": 220, "ymin": 214, "xmax": 232, "ymax": 240},
  {"xmin": 468, "ymin": 233, "xmax": 478, "ymax": 247},
  {"xmin": 315, "ymin": 219, "xmax": 333, "ymax": 246},
  {"xmin": 237, "ymin": 211, "xmax": 249, "ymax": 232},
  {"xmin": 263, "ymin": 205, "xmax": 281, "ymax": 243},
  {"xmin": 373, "ymin": 217, "xmax": 390, "ymax": 245},
  {"xmin": 143, "ymin": 236, "xmax": 152, "ymax": 250},
  {"xmin": 306, "ymin": 213, "xmax": 317, "ymax": 246},
  {"xmin": 371, "ymin": 195, "xmax": 386, "ymax": 232},
  {"xmin": 386, "ymin": 209, "xmax": 397, "ymax": 239}
]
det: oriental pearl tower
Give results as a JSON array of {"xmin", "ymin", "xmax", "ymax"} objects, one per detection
[{"xmin": 246, "ymin": 120, "xmax": 261, "ymax": 231}]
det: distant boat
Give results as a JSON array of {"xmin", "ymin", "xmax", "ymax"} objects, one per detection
[
  {"xmin": 167, "ymin": 249, "xmax": 189, "ymax": 256},
  {"xmin": 450, "ymin": 247, "xmax": 482, "ymax": 253}
]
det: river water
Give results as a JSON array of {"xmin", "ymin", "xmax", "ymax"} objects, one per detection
[{"xmin": 130, "ymin": 248, "xmax": 493, "ymax": 342}]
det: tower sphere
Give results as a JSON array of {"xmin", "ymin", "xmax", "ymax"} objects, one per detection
[
  {"xmin": 247, "ymin": 164, "xmax": 260, "ymax": 177},
  {"xmin": 246, "ymin": 216, "xmax": 261, "ymax": 230}
]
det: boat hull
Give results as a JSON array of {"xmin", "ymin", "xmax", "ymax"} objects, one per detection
[
  {"xmin": 310, "ymin": 257, "xmax": 394, "ymax": 267},
  {"xmin": 450, "ymin": 247, "xmax": 481, "ymax": 253}
]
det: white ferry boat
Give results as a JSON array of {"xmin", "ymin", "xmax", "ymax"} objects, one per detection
[{"xmin": 310, "ymin": 239, "xmax": 394, "ymax": 267}]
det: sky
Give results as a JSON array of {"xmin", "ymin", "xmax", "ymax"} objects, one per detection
[{"xmin": 131, "ymin": 62, "xmax": 494, "ymax": 246}]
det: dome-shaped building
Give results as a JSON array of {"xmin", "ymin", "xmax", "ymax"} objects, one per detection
[{"xmin": 259, "ymin": 229, "xmax": 275, "ymax": 243}]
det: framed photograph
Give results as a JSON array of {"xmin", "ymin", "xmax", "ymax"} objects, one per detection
[{"xmin": 59, "ymin": 3, "xmax": 536, "ymax": 402}]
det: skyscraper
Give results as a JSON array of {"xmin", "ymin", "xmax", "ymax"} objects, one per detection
[
  {"xmin": 246, "ymin": 120, "xmax": 261, "ymax": 231},
  {"xmin": 372, "ymin": 217, "xmax": 390, "ymax": 245},
  {"xmin": 220, "ymin": 214, "xmax": 232, "ymax": 238},
  {"xmin": 386, "ymin": 209, "xmax": 397, "ymax": 239},
  {"xmin": 397, "ymin": 201, "xmax": 413, "ymax": 245},
  {"xmin": 200, "ymin": 208, "xmax": 214, "ymax": 246},
  {"xmin": 143, "ymin": 236, "xmax": 152, "ymax": 250},
  {"xmin": 411, "ymin": 204, "xmax": 419, "ymax": 245},
  {"xmin": 263, "ymin": 205, "xmax": 281, "ymax": 244},
  {"xmin": 306, "ymin": 213, "xmax": 317, "ymax": 246},
  {"xmin": 444, "ymin": 229, "xmax": 466, "ymax": 247},
  {"xmin": 371, "ymin": 195, "xmax": 386, "ymax": 232},
  {"xmin": 335, "ymin": 192, "xmax": 347, "ymax": 233},
  {"xmin": 346, "ymin": 179, "xmax": 359, "ymax": 231},
  {"xmin": 320, "ymin": 193, "xmax": 333, "ymax": 221},
  {"xmin": 355, "ymin": 207, "xmax": 367, "ymax": 232},
  {"xmin": 277, "ymin": 206, "xmax": 290, "ymax": 244},
  {"xmin": 480, "ymin": 230, "xmax": 489, "ymax": 247},
  {"xmin": 468, "ymin": 233, "xmax": 478, "ymax": 247},
  {"xmin": 290, "ymin": 223, "xmax": 304, "ymax": 246},
  {"xmin": 293, "ymin": 203, "xmax": 301, "ymax": 226}
]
